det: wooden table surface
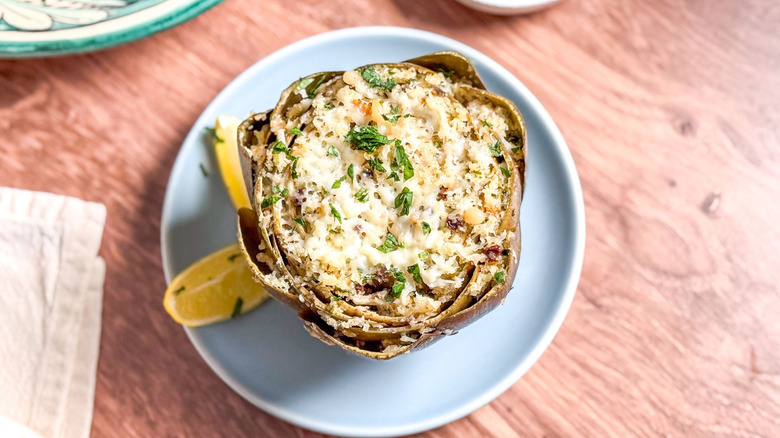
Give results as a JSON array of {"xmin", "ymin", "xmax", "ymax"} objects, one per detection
[{"xmin": 2, "ymin": 0, "xmax": 779, "ymax": 436}]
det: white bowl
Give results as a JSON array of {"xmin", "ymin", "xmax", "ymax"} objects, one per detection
[{"xmin": 455, "ymin": 0, "xmax": 562, "ymax": 15}]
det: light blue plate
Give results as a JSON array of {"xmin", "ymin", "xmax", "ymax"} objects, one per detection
[{"xmin": 161, "ymin": 27, "xmax": 585, "ymax": 437}]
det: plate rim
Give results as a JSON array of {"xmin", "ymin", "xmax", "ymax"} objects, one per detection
[
  {"xmin": 160, "ymin": 25, "xmax": 585, "ymax": 437},
  {"xmin": 0, "ymin": 0, "xmax": 221, "ymax": 58}
]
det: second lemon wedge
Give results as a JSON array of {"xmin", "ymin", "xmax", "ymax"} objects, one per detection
[{"xmin": 163, "ymin": 243, "xmax": 270, "ymax": 327}]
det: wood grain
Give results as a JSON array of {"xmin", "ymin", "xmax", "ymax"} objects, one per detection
[{"xmin": 2, "ymin": 0, "xmax": 779, "ymax": 436}]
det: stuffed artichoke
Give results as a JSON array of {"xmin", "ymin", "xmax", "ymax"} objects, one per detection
[{"xmin": 236, "ymin": 51, "xmax": 526, "ymax": 359}]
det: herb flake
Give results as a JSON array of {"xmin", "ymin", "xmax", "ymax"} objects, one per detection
[
  {"xmin": 296, "ymin": 77, "xmax": 314, "ymax": 91},
  {"xmin": 331, "ymin": 176, "xmax": 347, "ymax": 189},
  {"xmin": 307, "ymin": 74, "xmax": 328, "ymax": 98},
  {"xmin": 500, "ymin": 167, "xmax": 512, "ymax": 178},
  {"xmin": 294, "ymin": 216, "xmax": 308, "ymax": 228},
  {"xmin": 368, "ymin": 157, "xmax": 386, "ymax": 172},
  {"xmin": 488, "ymin": 140, "xmax": 503, "ymax": 158},
  {"xmin": 291, "ymin": 156, "xmax": 299, "ymax": 179},
  {"xmin": 329, "ymin": 203, "xmax": 342, "ymax": 224},
  {"xmin": 421, "ymin": 222, "xmax": 431, "ymax": 235},
  {"xmin": 199, "ymin": 163, "xmax": 209, "ymax": 177},
  {"xmin": 205, "ymin": 126, "xmax": 221, "ymax": 142},
  {"xmin": 345, "ymin": 125, "xmax": 393, "ymax": 153},
  {"xmin": 407, "ymin": 264, "xmax": 424, "ymax": 285},
  {"xmin": 360, "ymin": 66, "xmax": 397, "ymax": 92},
  {"xmin": 261, "ymin": 196, "xmax": 282, "ymax": 209},
  {"xmin": 327, "ymin": 145, "xmax": 339, "ymax": 157},
  {"xmin": 376, "ymin": 232, "xmax": 402, "ymax": 253},
  {"xmin": 231, "ymin": 297, "xmax": 244, "ymax": 318},
  {"xmin": 347, "ymin": 164, "xmax": 355, "ymax": 179},
  {"xmin": 354, "ymin": 187, "xmax": 369, "ymax": 202},
  {"xmin": 391, "ymin": 282, "xmax": 404, "ymax": 298},
  {"xmin": 494, "ymin": 271, "xmax": 506, "ymax": 284},
  {"xmin": 392, "ymin": 142, "xmax": 414, "ymax": 181},
  {"xmin": 382, "ymin": 107, "xmax": 401, "ymax": 125},
  {"xmin": 394, "ymin": 187, "xmax": 413, "ymax": 216},
  {"xmin": 271, "ymin": 141, "xmax": 290, "ymax": 156}
]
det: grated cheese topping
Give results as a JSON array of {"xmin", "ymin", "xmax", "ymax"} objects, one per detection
[{"xmin": 255, "ymin": 65, "xmax": 519, "ymax": 319}]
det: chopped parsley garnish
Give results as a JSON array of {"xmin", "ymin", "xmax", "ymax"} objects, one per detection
[
  {"xmin": 354, "ymin": 187, "xmax": 369, "ymax": 202},
  {"xmin": 388, "ymin": 172, "xmax": 400, "ymax": 181},
  {"xmin": 494, "ymin": 271, "xmax": 506, "ymax": 284},
  {"xmin": 437, "ymin": 69, "xmax": 455, "ymax": 78},
  {"xmin": 500, "ymin": 167, "xmax": 512, "ymax": 178},
  {"xmin": 307, "ymin": 74, "xmax": 328, "ymax": 98},
  {"xmin": 361, "ymin": 272, "xmax": 376, "ymax": 282},
  {"xmin": 290, "ymin": 127, "xmax": 303, "ymax": 136},
  {"xmin": 418, "ymin": 251, "xmax": 429, "ymax": 260},
  {"xmin": 199, "ymin": 163, "xmax": 209, "ymax": 177},
  {"xmin": 392, "ymin": 142, "xmax": 414, "ymax": 181},
  {"xmin": 360, "ymin": 66, "xmax": 397, "ymax": 92},
  {"xmin": 368, "ymin": 157, "xmax": 386, "ymax": 172},
  {"xmin": 327, "ymin": 145, "xmax": 339, "ymax": 157},
  {"xmin": 407, "ymin": 264, "xmax": 424, "ymax": 284},
  {"xmin": 421, "ymin": 221, "xmax": 431, "ymax": 235},
  {"xmin": 389, "ymin": 266, "xmax": 406, "ymax": 298},
  {"xmin": 271, "ymin": 141, "xmax": 290, "ymax": 156},
  {"xmin": 231, "ymin": 297, "xmax": 243, "ymax": 318},
  {"xmin": 174, "ymin": 286, "xmax": 185, "ymax": 295},
  {"xmin": 488, "ymin": 140, "xmax": 503, "ymax": 158},
  {"xmin": 331, "ymin": 295, "xmax": 341, "ymax": 302},
  {"xmin": 433, "ymin": 140, "xmax": 443, "ymax": 148},
  {"xmin": 481, "ymin": 120, "xmax": 493, "ymax": 127},
  {"xmin": 271, "ymin": 185, "xmax": 288, "ymax": 196},
  {"xmin": 204, "ymin": 126, "xmax": 221, "ymax": 142},
  {"xmin": 227, "ymin": 253, "xmax": 241, "ymax": 262},
  {"xmin": 345, "ymin": 125, "xmax": 393, "ymax": 153},
  {"xmin": 294, "ymin": 216, "xmax": 308, "ymax": 228},
  {"xmin": 296, "ymin": 77, "xmax": 314, "ymax": 91},
  {"xmin": 291, "ymin": 156, "xmax": 299, "ymax": 179},
  {"xmin": 331, "ymin": 176, "xmax": 346, "ymax": 189},
  {"xmin": 394, "ymin": 187, "xmax": 413, "ymax": 216},
  {"xmin": 329, "ymin": 203, "xmax": 342, "ymax": 224},
  {"xmin": 347, "ymin": 164, "xmax": 355, "ymax": 180},
  {"xmin": 382, "ymin": 107, "xmax": 401, "ymax": 125},
  {"xmin": 376, "ymin": 232, "xmax": 403, "ymax": 253},
  {"xmin": 324, "ymin": 103, "xmax": 334, "ymax": 110},
  {"xmin": 389, "ymin": 267, "xmax": 406, "ymax": 282},
  {"xmin": 261, "ymin": 196, "xmax": 283, "ymax": 209},
  {"xmin": 390, "ymin": 282, "xmax": 404, "ymax": 298}
]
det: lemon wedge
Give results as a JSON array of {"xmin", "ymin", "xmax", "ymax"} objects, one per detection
[
  {"xmin": 214, "ymin": 115, "xmax": 251, "ymax": 210},
  {"xmin": 163, "ymin": 243, "xmax": 270, "ymax": 326}
]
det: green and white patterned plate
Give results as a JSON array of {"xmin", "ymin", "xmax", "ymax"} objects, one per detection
[{"xmin": 0, "ymin": 0, "xmax": 220, "ymax": 58}]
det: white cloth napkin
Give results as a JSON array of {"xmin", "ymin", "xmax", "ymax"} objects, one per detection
[{"xmin": 0, "ymin": 188, "xmax": 106, "ymax": 438}]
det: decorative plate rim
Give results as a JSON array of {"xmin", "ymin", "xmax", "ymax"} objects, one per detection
[
  {"xmin": 160, "ymin": 26, "xmax": 585, "ymax": 437},
  {"xmin": 0, "ymin": 0, "xmax": 221, "ymax": 58}
]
